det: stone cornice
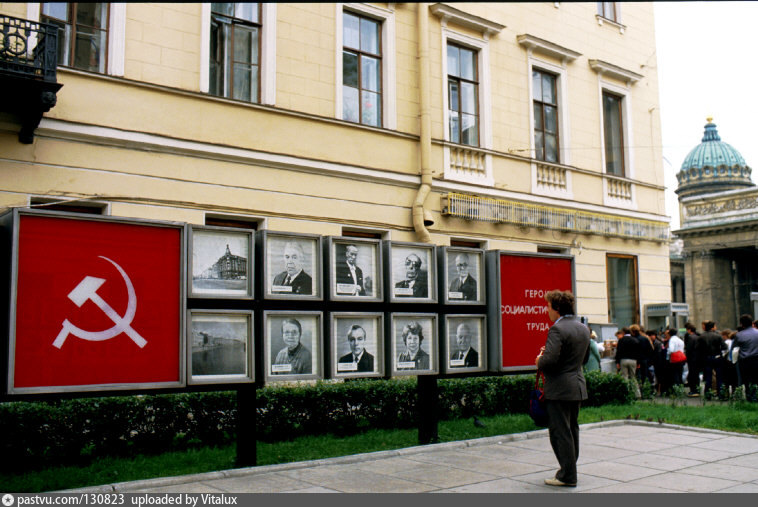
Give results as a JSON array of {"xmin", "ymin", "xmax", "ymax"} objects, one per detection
[
  {"xmin": 517, "ymin": 34, "xmax": 581, "ymax": 64},
  {"xmin": 429, "ymin": 3, "xmax": 505, "ymax": 37},
  {"xmin": 589, "ymin": 59, "xmax": 643, "ymax": 85}
]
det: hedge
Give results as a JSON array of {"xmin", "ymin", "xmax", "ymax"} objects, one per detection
[{"xmin": 0, "ymin": 371, "xmax": 632, "ymax": 472}]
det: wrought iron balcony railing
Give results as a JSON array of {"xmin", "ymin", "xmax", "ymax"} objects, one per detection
[{"xmin": 0, "ymin": 14, "xmax": 58, "ymax": 82}]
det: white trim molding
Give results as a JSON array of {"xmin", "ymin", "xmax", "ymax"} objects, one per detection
[
  {"xmin": 334, "ymin": 3, "xmax": 397, "ymax": 130},
  {"xmin": 598, "ymin": 79, "xmax": 636, "ymax": 209},
  {"xmin": 199, "ymin": 3, "xmax": 276, "ymax": 105},
  {"xmin": 589, "ymin": 59, "xmax": 642, "ymax": 86},
  {"xmin": 517, "ymin": 34, "xmax": 581, "ymax": 66},
  {"xmin": 429, "ymin": 3, "xmax": 505, "ymax": 37}
]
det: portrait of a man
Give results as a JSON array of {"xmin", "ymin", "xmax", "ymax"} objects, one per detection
[
  {"xmin": 271, "ymin": 241, "xmax": 313, "ymax": 295},
  {"xmin": 448, "ymin": 252, "xmax": 478, "ymax": 301},
  {"xmin": 449, "ymin": 322, "xmax": 479, "ymax": 368},
  {"xmin": 335, "ymin": 244, "xmax": 365, "ymax": 296},
  {"xmin": 394, "ymin": 253, "xmax": 428, "ymax": 298},
  {"xmin": 272, "ymin": 318, "xmax": 312, "ymax": 375},
  {"xmin": 337, "ymin": 324, "xmax": 374, "ymax": 372}
]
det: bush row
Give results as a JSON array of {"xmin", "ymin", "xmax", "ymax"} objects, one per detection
[{"xmin": 0, "ymin": 371, "xmax": 632, "ymax": 472}]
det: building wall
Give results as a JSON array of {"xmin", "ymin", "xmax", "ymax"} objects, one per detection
[{"xmin": 0, "ymin": 2, "xmax": 671, "ymax": 327}]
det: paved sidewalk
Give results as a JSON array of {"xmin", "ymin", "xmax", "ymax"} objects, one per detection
[{"xmin": 67, "ymin": 421, "xmax": 758, "ymax": 493}]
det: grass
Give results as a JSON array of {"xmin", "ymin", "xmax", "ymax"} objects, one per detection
[{"xmin": 4, "ymin": 401, "xmax": 758, "ymax": 493}]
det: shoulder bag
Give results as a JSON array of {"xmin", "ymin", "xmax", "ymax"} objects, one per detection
[
  {"xmin": 670, "ymin": 350, "xmax": 687, "ymax": 364},
  {"xmin": 529, "ymin": 370, "xmax": 549, "ymax": 427}
]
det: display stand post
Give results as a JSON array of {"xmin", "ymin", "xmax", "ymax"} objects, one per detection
[
  {"xmin": 235, "ymin": 383, "xmax": 257, "ymax": 467},
  {"xmin": 417, "ymin": 375, "xmax": 439, "ymax": 444}
]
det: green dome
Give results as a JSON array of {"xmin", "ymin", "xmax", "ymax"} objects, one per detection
[{"xmin": 676, "ymin": 120, "xmax": 753, "ymax": 198}]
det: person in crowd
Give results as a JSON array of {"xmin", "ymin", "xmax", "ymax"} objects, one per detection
[
  {"xmin": 684, "ymin": 322, "xmax": 707, "ymax": 397},
  {"xmin": 632, "ymin": 324, "xmax": 654, "ymax": 385},
  {"xmin": 615, "ymin": 327, "xmax": 641, "ymax": 399},
  {"xmin": 584, "ymin": 331, "xmax": 601, "ymax": 373},
  {"xmin": 647, "ymin": 329, "xmax": 664, "ymax": 394},
  {"xmin": 335, "ymin": 244, "xmax": 365, "ymax": 296},
  {"xmin": 449, "ymin": 322, "xmax": 479, "ymax": 368},
  {"xmin": 731, "ymin": 314, "xmax": 758, "ymax": 401},
  {"xmin": 701, "ymin": 320, "xmax": 726, "ymax": 396},
  {"xmin": 722, "ymin": 329, "xmax": 737, "ymax": 392},
  {"xmin": 273, "ymin": 318, "xmax": 312, "ymax": 374},
  {"xmin": 667, "ymin": 327, "xmax": 686, "ymax": 388},
  {"xmin": 536, "ymin": 290, "xmax": 590, "ymax": 488},
  {"xmin": 448, "ymin": 253, "xmax": 478, "ymax": 300},
  {"xmin": 338, "ymin": 324, "xmax": 374, "ymax": 372},
  {"xmin": 272, "ymin": 242, "xmax": 312, "ymax": 295},
  {"xmin": 397, "ymin": 321, "xmax": 430, "ymax": 370},
  {"xmin": 395, "ymin": 253, "xmax": 428, "ymax": 298}
]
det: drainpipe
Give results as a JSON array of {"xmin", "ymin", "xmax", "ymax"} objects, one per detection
[{"xmin": 412, "ymin": 2, "xmax": 433, "ymax": 243}]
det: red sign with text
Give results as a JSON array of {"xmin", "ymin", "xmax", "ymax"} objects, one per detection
[
  {"xmin": 12, "ymin": 214, "xmax": 182, "ymax": 391},
  {"xmin": 499, "ymin": 253, "xmax": 573, "ymax": 369}
]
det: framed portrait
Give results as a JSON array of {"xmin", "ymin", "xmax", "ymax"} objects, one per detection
[
  {"xmin": 187, "ymin": 310, "xmax": 253, "ymax": 384},
  {"xmin": 263, "ymin": 311, "xmax": 323, "ymax": 382},
  {"xmin": 441, "ymin": 247, "xmax": 485, "ymax": 305},
  {"xmin": 261, "ymin": 231, "xmax": 322, "ymax": 300},
  {"xmin": 330, "ymin": 312, "xmax": 384, "ymax": 379},
  {"xmin": 386, "ymin": 242, "xmax": 437, "ymax": 303},
  {"xmin": 188, "ymin": 225, "xmax": 253, "ymax": 299},
  {"xmin": 389, "ymin": 313, "xmax": 438, "ymax": 376},
  {"xmin": 327, "ymin": 237, "xmax": 383, "ymax": 302},
  {"xmin": 443, "ymin": 315, "xmax": 487, "ymax": 374}
]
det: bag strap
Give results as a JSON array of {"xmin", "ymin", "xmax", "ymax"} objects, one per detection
[{"xmin": 534, "ymin": 369, "xmax": 545, "ymax": 388}]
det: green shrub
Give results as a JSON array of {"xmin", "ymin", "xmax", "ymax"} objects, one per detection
[{"xmin": 0, "ymin": 372, "xmax": 632, "ymax": 472}]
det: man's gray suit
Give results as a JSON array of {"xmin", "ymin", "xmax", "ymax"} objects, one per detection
[{"xmin": 537, "ymin": 315, "xmax": 590, "ymax": 485}]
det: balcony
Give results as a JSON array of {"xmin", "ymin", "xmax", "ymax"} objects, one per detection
[{"xmin": 0, "ymin": 15, "xmax": 62, "ymax": 143}]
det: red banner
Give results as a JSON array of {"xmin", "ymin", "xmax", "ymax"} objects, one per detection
[
  {"xmin": 13, "ymin": 215, "xmax": 182, "ymax": 390},
  {"xmin": 499, "ymin": 253, "xmax": 573, "ymax": 369}
]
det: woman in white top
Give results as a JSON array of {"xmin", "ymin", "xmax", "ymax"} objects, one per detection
[{"xmin": 666, "ymin": 328, "xmax": 686, "ymax": 387}]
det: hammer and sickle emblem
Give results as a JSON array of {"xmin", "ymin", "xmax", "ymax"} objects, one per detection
[{"xmin": 53, "ymin": 256, "xmax": 147, "ymax": 349}]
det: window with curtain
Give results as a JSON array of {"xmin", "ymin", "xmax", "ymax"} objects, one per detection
[
  {"xmin": 603, "ymin": 91, "xmax": 625, "ymax": 175},
  {"xmin": 447, "ymin": 43, "xmax": 479, "ymax": 147},
  {"xmin": 41, "ymin": 3, "xmax": 109, "ymax": 73},
  {"xmin": 210, "ymin": 3, "xmax": 261, "ymax": 103},
  {"xmin": 342, "ymin": 11, "xmax": 382, "ymax": 127},
  {"xmin": 597, "ymin": 2, "xmax": 619, "ymax": 23},
  {"xmin": 607, "ymin": 254, "xmax": 639, "ymax": 327},
  {"xmin": 533, "ymin": 69, "xmax": 559, "ymax": 163}
]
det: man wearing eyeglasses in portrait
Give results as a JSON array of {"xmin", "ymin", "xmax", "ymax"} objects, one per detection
[
  {"xmin": 394, "ymin": 253, "xmax": 428, "ymax": 298},
  {"xmin": 448, "ymin": 253, "xmax": 477, "ymax": 301}
]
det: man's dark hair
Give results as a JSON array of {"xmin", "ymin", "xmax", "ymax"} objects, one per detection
[
  {"xmin": 666, "ymin": 327, "xmax": 678, "ymax": 337},
  {"xmin": 621, "ymin": 327, "xmax": 631, "ymax": 335},
  {"xmin": 740, "ymin": 314, "xmax": 753, "ymax": 329},
  {"xmin": 647, "ymin": 329, "xmax": 658, "ymax": 338},
  {"xmin": 544, "ymin": 290, "xmax": 575, "ymax": 316},
  {"xmin": 684, "ymin": 322, "xmax": 696, "ymax": 333},
  {"xmin": 704, "ymin": 321, "xmax": 716, "ymax": 331}
]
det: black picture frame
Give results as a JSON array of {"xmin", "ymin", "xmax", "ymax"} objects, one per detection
[
  {"xmin": 389, "ymin": 313, "xmax": 438, "ymax": 376},
  {"xmin": 187, "ymin": 310, "xmax": 254, "ymax": 384},
  {"xmin": 261, "ymin": 231, "xmax": 323, "ymax": 301},
  {"xmin": 441, "ymin": 247, "xmax": 485, "ymax": 305},
  {"xmin": 188, "ymin": 225, "xmax": 253, "ymax": 299},
  {"xmin": 327, "ymin": 237, "xmax": 383, "ymax": 302},
  {"xmin": 386, "ymin": 242, "xmax": 437, "ymax": 303},
  {"xmin": 330, "ymin": 312, "xmax": 384, "ymax": 379},
  {"xmin": 263, "ymin": 310, "xmax": 323, "ymax": 382},
  {"xmin": 442, "ymin": 314, "xmax": 487, "ymax": 374}
]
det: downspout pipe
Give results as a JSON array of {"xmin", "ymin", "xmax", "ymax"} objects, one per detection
[{"xmin": 413, "ymin": 2, "xmax": 433, "ymax": 243}]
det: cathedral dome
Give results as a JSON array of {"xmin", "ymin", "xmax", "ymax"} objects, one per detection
[{"xmin": 676, "ymin": 119, "xmax": 754, "ymax": 199}]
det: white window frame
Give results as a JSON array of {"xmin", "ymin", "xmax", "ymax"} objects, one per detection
[
  {"xmin": 334, "ymin": 3, "xmax": 396, "ymax": 130},
  {"xmin": 441, "ymin": 28, "xmax": 493, "ymax": 186},
  {"xmin": 599, "ymin": 79, "xmax": 636, "ymax": 208},
  {"xmin": 30, "ymin": 2, "xmax": 126, "ymax": 77},
  {"xmin": 200, "ymin": 3, "xmax": 276, "ymax": 105}
]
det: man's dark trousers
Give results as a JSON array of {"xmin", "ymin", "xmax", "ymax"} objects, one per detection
[
  {"xmin": 740, "ymin": 356, "xmax": 758, "ymax": 401},
  {"xmin": 546, "ymin": 399, "xmax": 580, "ymax": 484},
  {"xmin": 704, "ymin": 355, "xmax": 723, "ymax": 395}
]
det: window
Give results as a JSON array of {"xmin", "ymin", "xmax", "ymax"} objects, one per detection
[
  {"xmin": 532, "ymin": 69, "xmax": 559, "ymax": 163},
  {"xmin": 210, "ymin": 3, "xmax": 261, "ymax": 102},
  {"xmin": 30, "ymin": 198, "xmax": 106, "ymax": 215},
  {"xmin": 447, "ymin": 43, "xmax": 479, "ymax": 146},
  {"xmin": 205, "ymin": 216, "xmax": 258, "ymax": 230},
  {"xmin": 607, "ymin": 254, "xmax": 639, "ymax": 327},
  {"xmin": 41, "ymin": 3, "xmax": 108, "ymax": 73},
  {"xmin": 602, "ymin": 91, "xmax": 624, "ymax": 176},
  {"xmin": 451, "ymin": 239, "xmax": 481, "ymax": 248},
  {"xmin": 342, "ymin": 11, "xmax": 382, "ymax": 127},
  {"xmin": 597, "ymin": 2, "xmax": 619, "ymax": 22}
]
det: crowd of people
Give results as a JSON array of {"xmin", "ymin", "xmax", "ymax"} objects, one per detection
[{"xmin": 585, "ymin": 314, "xmax": 758, "ymax": 400}]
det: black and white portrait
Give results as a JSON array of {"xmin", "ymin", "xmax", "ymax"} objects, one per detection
[
  {"xmin": 189, "ymin": 311, "xmax": 252, "ymax": 383},
  {"xmin": 332, "ymin": 313, "xmax": 383, "ymax": 378},
  {"xmin": 190, "ymin": 228, "xmax": 252, "ymax": 298},
  {"xmin": 331, "ymin": 238, "xmax": 381, "ymax": 300},
  {"xmin": 390, "ymin": 244, "xmax": 435, "ymax": 301},
  {"xmin": 446, "ymin": 315, "xmax": 485, "ymax": 371},
  {"xmin": 445, "ymin": 249, "xmax": 483, "ymax": 303},
  {"xmin": 265, "ymin": 233, "xmax": 321, "ymax": 299},
  {"xmin": 265, "ymin": 312, "xmax": 321, "ymax": 380},
  {"xmin": 391, "ymin": 314, "xmax": 437, "ymax": 375}
]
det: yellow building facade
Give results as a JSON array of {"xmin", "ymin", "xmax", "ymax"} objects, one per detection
[{"xmin": 0, "ymin": 2, "xmax": 670, "ymax": 328}]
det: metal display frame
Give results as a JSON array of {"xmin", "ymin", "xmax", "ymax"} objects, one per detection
[
  {"xmin": 326, "ymin": 236, "xmax": 384, "ymax": 302},
  {"xmin": 260, "ymin": 230, "xmax": 323, "ymax": 301},
  {"xmin": 438, "ymin": 246, "xmax": 486, "ymax": 305},
  {"xmin": 262, "ymin": 310, "xmax": 324, "ymax": 382},
  {"xmin": 187, "ymin": 224, "xmax": 254, "ymax": 300},
  {"xmin": 388, "ymin": 312, "xmax": 439, "ymax": 377},
  {"xmin": 186, "ymin": 309, "xmax": 254, "ymax": 385},
  {"xmin": 441, "ymin": 314, "xmax": 487, "ymax": 374},
  {"xmin": 329, "ymin": 312, "xmax": 385, "ymax": 379},
  {"xmin": 385, "ymin": 241, "xmax": 438, "ymax": 304}
]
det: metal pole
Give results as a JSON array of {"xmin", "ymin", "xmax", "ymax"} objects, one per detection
[
  {"xmin": 417, "ymin": 375, "xmax": 439, "ymax": 444},
  {"xmin": 235, "ymin": 383, "xmax": 257, "ymax": 467}
]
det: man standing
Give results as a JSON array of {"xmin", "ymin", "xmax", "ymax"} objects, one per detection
[
  {"xmin": 684, "ymin": 322, "xmax": 707, "ymax": 397},
  {"xmin": 731, "ymin": 314, "xmax": 758, "ymax": 401},
  {"xmin": 536, "ymin": 290, "xmax": 590, "ymax": 488},
  {"xmin": 448, "ymin": 253, "xmax": 477, "ymax": 300},
  {"xmin": 615, "ymin": 327, "xmax": 641, "ymax": 399},
  {"xmin": 449, "ymin": 322, "xmax": 479, "ymax": 368},
  {"xmin": 272, "ymin": 242, "xmax": 312, "ymax": 295},
  {"xmin": 701, "ymin": 320, "xmax": 726, "ymax": 396},
  {"xmin": 335, "ymin": 244, "xmax": 365, "ymax": 295},
  {"xmin": 338, "ymin": 324, "xmax": 374, "ymax": 372}
]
